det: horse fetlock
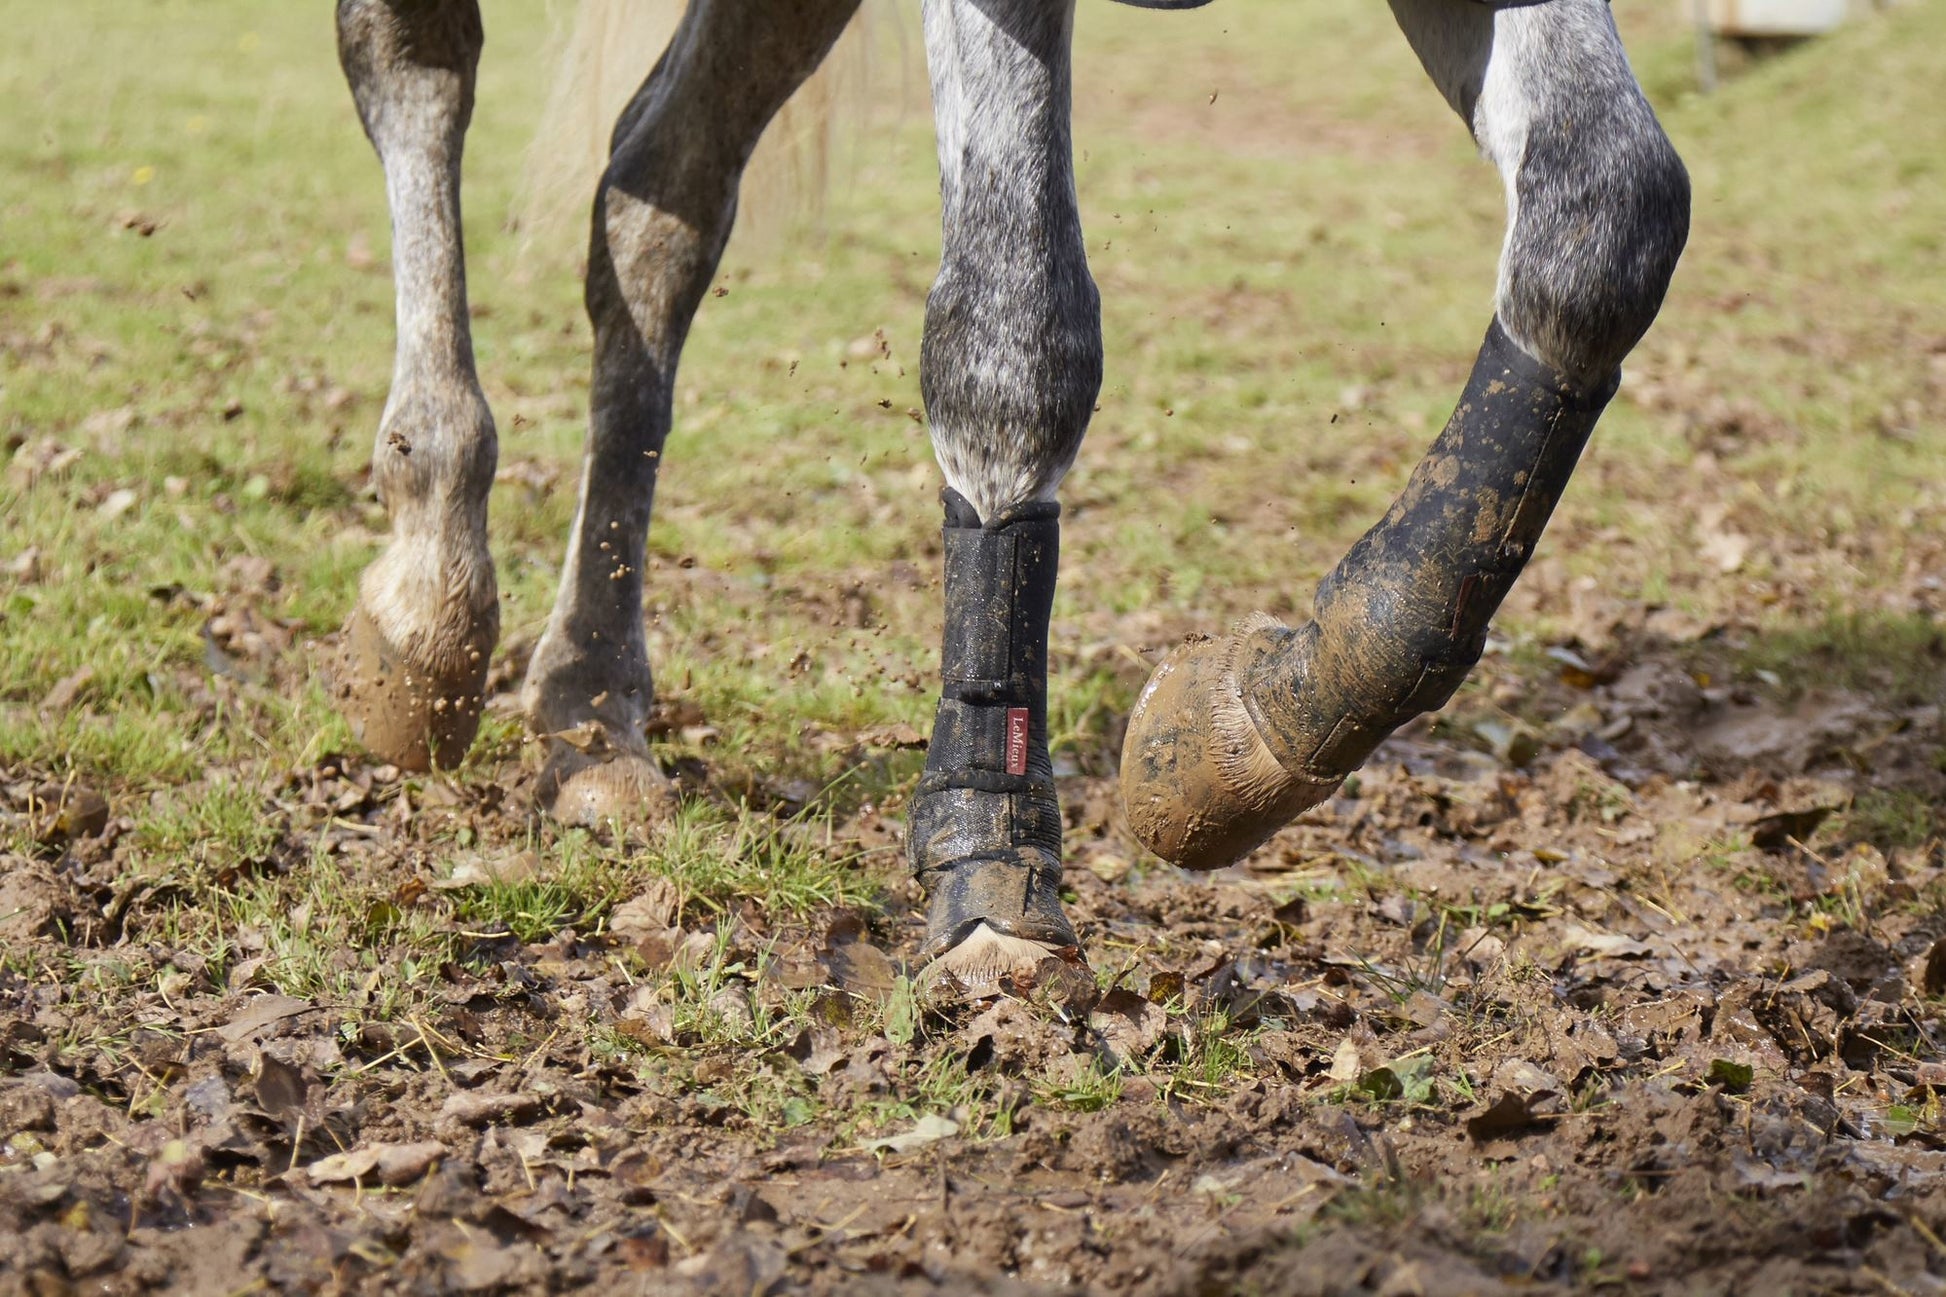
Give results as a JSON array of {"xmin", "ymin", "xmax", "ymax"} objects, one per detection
[
  {"xmin": 908, "ymin": 491, "xmax": 1080, "ymax": 969},
  {"xmin": 1122, "ymin": 320, "xmax": 1615, "ymax": 871}
]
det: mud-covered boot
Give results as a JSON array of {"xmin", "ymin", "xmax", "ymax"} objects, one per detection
[
  {"xmin": 908, "ymin": 489, "xmax": 1084, "ymax": 996},
  {"xmin": 1122, "ymin": 320, "xmax": 1618, "ymax": 870}
]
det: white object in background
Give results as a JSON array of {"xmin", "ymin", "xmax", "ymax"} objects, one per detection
[{"xmin": 1706, "ymin": 0, "xmax": 1849, "ymax": 36}]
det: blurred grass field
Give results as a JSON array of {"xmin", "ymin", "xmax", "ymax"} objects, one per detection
[{"xmin": 2, "ymin": 0, "xmax": 1942, "ymax": 930}]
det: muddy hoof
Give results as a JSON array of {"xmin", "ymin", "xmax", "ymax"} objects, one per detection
[
  {"xmin": 1119, "ymin": 614, "xmax": 1338, "ymax": 871},
  {"xmin": 920, "ymin": 922, "xmax": 1091, "ymax": 1005},
  {"xmin": 537, "ymin": 740, "xmax": 677, "ymax": 828},
  {"xmin": 334, "ymin": 603, "xmax": 491, "ymax": 772}
]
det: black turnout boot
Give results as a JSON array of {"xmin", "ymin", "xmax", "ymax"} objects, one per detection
[{"xmin": 907, "ymin": 489, "xmax": 1082, "ymax": 990}]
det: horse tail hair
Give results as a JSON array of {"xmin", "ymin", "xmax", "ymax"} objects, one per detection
[{"xmin": 514, "ymin": 0, "xmax": 909, "ymax": 266}]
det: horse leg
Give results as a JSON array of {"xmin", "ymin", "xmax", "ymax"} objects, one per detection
[
  {"xmin": 1122, "ymin": 0, "xmax": 1689, "ymax": 869},
  {"xmin": 521, "ymin": 0, "xmax": 861, "ymax": 825},
  {"xmin": 907, "ymin": 0, "xmax": 1102, "ymax": 988},
  {"xmin": 331, "ymin": 0, "xmax": 498, "ymax": 771}
]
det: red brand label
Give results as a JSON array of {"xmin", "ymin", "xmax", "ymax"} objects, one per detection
[{"xmin": 1005, "ymin": 708, "xmax": 1031, "ymax": 776}]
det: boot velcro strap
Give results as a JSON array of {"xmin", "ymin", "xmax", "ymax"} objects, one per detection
[
  {"xmin": 924, "ymin": 694, "xmax": 1041, "ymax": 792},
  {"xmin": 916, "ymin": 848, "xmax": 1076, "ymax": 958},
  {"xmin": 915, "ymin": 768, "xmax": 1058, "ymax": 799},
  {"xmin": 940, "ymin": 514, "xmax": 1058, "ymax": 690}
]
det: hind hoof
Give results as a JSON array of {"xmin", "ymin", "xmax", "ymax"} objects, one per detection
[
  {"xmin": 1119, "ymin": 614, "xmax": 1337, "ymax": 871},
  {"xmin": 537, "ymin": 741, "xmax": 677, "ymax": 828},
  {"xmin": 333, "ymin": 602, "xmax": 491, "ymax": 772}
]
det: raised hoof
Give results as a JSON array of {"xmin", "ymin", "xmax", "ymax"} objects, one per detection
[
  {"xmin": 536, "ymin": 739, "xmax": 677, "ymax": 829},
  {"xmin": 1119, "ymin": 614, "xmax": 1338, "ymax": 871},
  {"xmin": 919, "ymin": 923, "xmax": 1092, "ymax": 1005},
  {"xmin": 334, "ymin": 602, "xmax": 491, "ymax": 772}
]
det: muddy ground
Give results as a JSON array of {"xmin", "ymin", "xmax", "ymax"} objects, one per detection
[
  {"xmin": 6, "ymin": 1, "xmax": 1946, "ymax": 1293},
  {"xmin": 6, "ymin": 603, "xmax": 1946, "ymax": 1296}
]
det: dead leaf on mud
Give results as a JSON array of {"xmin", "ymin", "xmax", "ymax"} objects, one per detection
[
  {"xmin": 439, "ymin": 1091, "xmax": 541, "ymax": 1128},
  {"xmin": 1748, "ymin": 804, "xmax": 1844, "ymax": 853},
  {"xmin": 428, "ymin": 1226, "xmax": 546, "ymax": 1291},
  {"xmin": 1924, "ymin": 938, "xmax": 1946, "ymax": 998},
  {"xmin": 1560, "ymin": 922, "xmax": 1654, "ymax": 960},
  {"xmin": 963, "ymin": 998, "xmax": 1071, "ymax": 1072},
  {"xmin": 0, "ymin": 865, "xmax": 65, "ymax": 941},
  {"xmin": 1328, "ymin": 1025, "xmax": 1385, "ymax": 1084},
  {"xmin": 305, "ymin": 1141, "xmax": 446, "ymax": 1187},
  {"xmin": 861, "ymin": 1112, "xmax": 959, "ymax": 1155},
  {"xmin": 37, "ymin": 667, "xmax": 96, "ymax": 715},
  {"xmin": 1731, "ymin": 1154, "xmax": 1811, "ymax": 1195},
  {"xmin": 822, "ymin": 939, "xmax": 897, "ymax": 1001},
  {"xmin": 252, "ymin": 1054, "xmax": 308, "ymax": 1121},
  {"xmin": 784, "ymin": 1025, "xmax": 847, "ymax": 1076},
  {"xmin": 1465, "ymin": 1060, "xmax": 1565, "ymax": 1141},
  {"xmin": 218, "ymin": 994, "xmax": 311, "ymax": 1044},
  {"xmin": 432, "ymin": 849, "xmax": 543, "ymax": 890},
  {"xmin": 141, "ymin": 1139, "xmax": 204, "ymax": 1203},
  {"xmin": 619, "ymin": 987, "xmax": 678, "ymax": 1046},
  {"xmin": 609, "ymin": 877, "xmax": 682, "ymax": 937},
  {"xmin": 1090, "ymin": 987, "xmax": 1167, "ymax": 1062},
  {"xmin": 855, "ymin": 722, "xmax": 926, "ymax": 750},
  {"xmin": 676, "ymin": 1237, "xmax": 787, "ymax": 1296},
  {"xmin": 26, "ymin": 781, "xmax": 108, "ymax": 844},
  {"xmin": 4, "ymin": 545, "xmax": 42, "ymax": 582}
]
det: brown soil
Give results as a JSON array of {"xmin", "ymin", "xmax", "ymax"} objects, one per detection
[{"xmin": 6, "ymin": 612, "xmax": 1946, "ymax": 1297}]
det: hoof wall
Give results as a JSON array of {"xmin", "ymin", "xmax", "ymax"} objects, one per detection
[
  {"xmin": 334, "ymin": 603, "xmax": 489, "ymax": 773},
  {"xmin": 1119, "ymin": 615, "xmax": 1337, "ymax": 871},
  {"xmin": 537, "ymin": 745, "xmax": 676, "ymax": 828}
]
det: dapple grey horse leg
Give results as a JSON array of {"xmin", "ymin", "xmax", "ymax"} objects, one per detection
[
  {"xmin": 521, "ymin": 0, "xmax": 860, "ymax": 825},
  {"xmin": 906, "ymin": 0, "xmax": 1103, "ymax": 988},
  {"xmin": 332, "ymin": 0, "xmax": 499, "ymax": 771},
  {"xmin": 1122, "ymin": 0, "xmax": 1689, "ymax": 869}
]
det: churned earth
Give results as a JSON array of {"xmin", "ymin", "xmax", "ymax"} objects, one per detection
[{"xmin": 4, "ymin": 0, "xmax": 1946, "ymax": 1293}]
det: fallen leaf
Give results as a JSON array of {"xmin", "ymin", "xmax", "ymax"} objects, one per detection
[
  {"xmin": 1749, "ymin": 805, "xmax": 1841, "ymax": 853},
  {"xmin": 39, "ymin": 668, "xmax": 96, "ymax": 714},
  {"xmin": 861, "ymin": 1112, "xmax": 959, "ymax": 1155},
  {"xmin": 1465, "ymin": 1060, "xmax": 1564, "ymax": 1139},
  {"xmin": 1090, "ymin": 988, "xmax": 1167, "ymax": 1063},
  {"xmin": 1328, "ymin": 1035, "xmax": 1364, "ymax": 1084},
  {"xmin": 28, "ymin": 782, "xmax": 108, "ymax": 842},
  {"xmin": 4, "ymin": 547, "xmax": 41, "ymax": 583},
  {"xmin": 1466, "ymin": 1092, "xmax": 1544, "ymax": 1141},
  {"xmin": 253, "ymin": 1054, "xmax": 308, "ymax": 1121},
  {"xmin": 609, "ymin": 878, "xmax": 681, "ymax": 938},
  {"xmin": 1922, "ymin": 938, "xmax": 1946, "ymax": 998},
  {"xmin": 823, "ymin": 939, "xmax": 897, "ymax": 1000},
  {"xmin": 855, "ymin": 723, "xmax": 926, "ymax": 750},
  {"xmin": 96, "ymin": 487, "xmax": 138, "ymax": 519},
  {"xmin": 218, "ymin": 994, "xmax": 311, "ymax": 1044},
  {"xmin": 432, "ymin": 850, "xmax": 543, "ymax": 890},
  {"xmin": 439, "ymin": 1091, "xmax": 541, "ymax": 1127},
  {"xmin": 304, "ymin": 1147, "xmax": 380, "ymax": 1184},
  {"xmin": 1561, "ymin": 923, "xmax": 1654, "ymax": 960}
]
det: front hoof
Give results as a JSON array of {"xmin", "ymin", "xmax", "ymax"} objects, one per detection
[
  {"xmin": 333, "ymin": 603, "xmax": 491, "ymax": 772},
  {"xmin": 919, "ymin": 922, "xmax": 1093, "ymax": 1006},
  {"xmin": 1119, "ymin": 614, "xmax": 1337, "ymax": 871},
  {"xmin": 537, "ymin": 740, "xmax": 677, "ymax": 829}
]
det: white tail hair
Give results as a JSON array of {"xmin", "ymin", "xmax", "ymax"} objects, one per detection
[{"xmin": 514, "ymin": 0, "xmax": 908, "ymax": 266}]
